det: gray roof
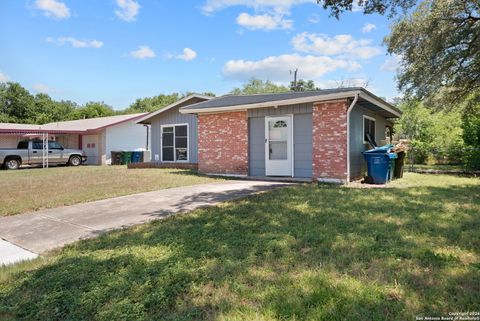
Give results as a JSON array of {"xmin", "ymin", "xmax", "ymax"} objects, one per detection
[
  {"xmin": 180, "ymin": 87, "xmax": 402, "ymax": 118},
  {"xmin": 180, "ymin": 87, "xmax": 366, "ymax": 111}
]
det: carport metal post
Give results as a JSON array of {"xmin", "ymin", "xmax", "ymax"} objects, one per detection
[{"xmin": 42, "ymin": 132, "xmax": 49, "ymax": 168}]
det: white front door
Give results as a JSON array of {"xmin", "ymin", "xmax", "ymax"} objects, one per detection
[
  {"xmin": 82, "ymin": 135, "xmax": 99, "ymax": 165},
  {"xmin": 265, "ymin": 115, "xmax": 293, "ymax": 176}
]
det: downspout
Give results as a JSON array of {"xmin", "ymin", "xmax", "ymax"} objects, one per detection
[{"xmin": 346, "ymin": 93, "xmax": 359, "ymax": 183}]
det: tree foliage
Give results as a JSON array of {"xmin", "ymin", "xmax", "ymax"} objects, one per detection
[
  {"xmin": 124, "ymin": 94, "xmax": 182, "ymax": 113},
  {"xmin": 0, "ymin": 82, "xmax": 115, "ymax": 124},
  {"xmin": 290, "ymin": 79, "xmax": 318, "ymax": 92},
  {"xmin": 230, "ymin": 78, "xmax": 289, "ymax": 95},
  {"xmin": 317, "ymin": 0, "xmax": 416, "ymax": 18},
  {"xmin": 396, "ymin": 100, "xmax": 464, "ymax": 164},
  {"xmin": 385, "ymin": 0, "xmax": 480, "ymax": 102}
]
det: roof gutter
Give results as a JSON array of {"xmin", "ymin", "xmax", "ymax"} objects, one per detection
[{"xmin": 346, "ymin": 93, "xmax": 359, "ymax": 184}]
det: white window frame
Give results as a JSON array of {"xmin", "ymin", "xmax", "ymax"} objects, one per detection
[
  {"xmin": 363, "ymin": 115, "xmax": 376, "ymax": 144},
  {"xmin": 160, "ymin": 123, "xmax": 189, "ymax": 163}
]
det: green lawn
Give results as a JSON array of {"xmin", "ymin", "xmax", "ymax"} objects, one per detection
[
  {"xmin": 1, "ymin": 173, "xmax": 479, "ymax": 320},
  {"xmin": 0, "ymin": 166, "xmax": 218, "ymax": 216},
  {"xmin": 406, "ymin": 164, "xmax": 464, "ymax": 171}
]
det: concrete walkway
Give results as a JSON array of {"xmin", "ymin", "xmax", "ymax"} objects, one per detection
[{"xmin": 0, "ymin": 180, "xmax": 289, "ymax": 263}]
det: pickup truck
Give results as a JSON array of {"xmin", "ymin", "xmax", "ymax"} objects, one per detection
[{"xmin": 0, "ymin": 140, "xmax": 87, "ymax": 170}]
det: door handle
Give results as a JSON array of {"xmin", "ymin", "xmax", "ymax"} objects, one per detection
[
  {"xmin": 48, "ymin": 151, "xmax": 52, "ymax": 153},
  {"xmin": 32, "ymin": 151, "xmax": 37, "ymax": 154}
]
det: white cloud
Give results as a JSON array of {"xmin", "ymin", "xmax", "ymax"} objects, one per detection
[
  {"xmin": 34, "ymin": 0, "xmax": 70, "ymax": 19},
  {"xmin": 0, "ymin": 72, "xmax": 9, "ymax": 83},
  {"xmin": 236, "ymin": 12, "xmax": 292, "ymax": 30},
  {"xmin": 201, "ymin": 0, "xmax": 310, "ymax": 15},
  {"xmin": 292, "ymin": 32, "xmax": 382, "ymax": 59},
  {"xmin": 130, "ymin": 46, "xmax": 155, "ymax": 59},
  {"xmin": 177, "ymin": 48, "xmax": 197, "ymax": 61},
  {"xmin": 380, "ymin": 54, "xmax": 402, "ymax": 71},
  {"xmin": 115, "ymin": 0, "xmax": 140, "ymax": 22},
  {"xmin": 47, "ymin": 37, "xmax": 104, "ymax": 48},
  {"xmin": 223, "ymin": 54, "xmax": 360, "ymax": 82},
  {"xmin": 166, "ymin": 48, "xmax": 198, "ymax": 61},
  {"xmin": 362, "ymin": 23, "xmax": 377, "ymax": 33},
  {"xmin": 32, "ymin": 83, "xmax": 56, "ymax": 94}
]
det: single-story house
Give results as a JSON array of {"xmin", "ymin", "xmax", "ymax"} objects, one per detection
[
  {"xmin": 137, "ymin": 88, "xmax": 401, "ymax": 182},
  {"xmin": 0, "ymin": 113, "xmax": 149, "ymax": 165},
  {"xmin": 136, "ymin": 94, "xmax": 212, "ymax": 164}
]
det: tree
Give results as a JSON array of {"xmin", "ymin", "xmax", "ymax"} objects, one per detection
[
  {"xmin": 74, "ymin": 102, "xmax": 115, "ymax": 119},
  {"xmin": 125, "ymin": 93, "xmax": 181, "ymax": 113},
  {"xmin": 0, "ymin": 82, "xmax": 36, "ymax": 123},
  {"xmin": 385, "ymin": 0, "xmax": 480, "ymax": 102},
  {"xmin": 396, "ymin": 99, "xmax": 464, "ymax": 164},
  {"xmin": 317, "ymin": 0, "xmax": 416, "ymax": 18},
  {"xmin": 290, "ymin": 79, "xmax": 318, "ymax": 92},
  {"xmin": 230, "ymin": 78, "xmax": 289, "ymax": 95}
]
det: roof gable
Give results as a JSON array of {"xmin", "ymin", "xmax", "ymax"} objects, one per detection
[{"xmin": 136, "ymin": 94, "xmax": 213, "ymax": 124}]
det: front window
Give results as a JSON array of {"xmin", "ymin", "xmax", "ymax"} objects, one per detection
[
  {"xmin": 162, "ymin": 124, "xmax": 188, "ymax": 162},
  {"xmin": 363, "ymin": 116, "xmax": 376, "ymax": 144}
]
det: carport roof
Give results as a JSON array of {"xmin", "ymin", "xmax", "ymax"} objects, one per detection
[
  {"xmin": 0, "ymin": 113, "xmax": 147, "ymax": 135},
  {"xmin": 40, "ymin": 113, "xmax": 147, "ymax": 132}
]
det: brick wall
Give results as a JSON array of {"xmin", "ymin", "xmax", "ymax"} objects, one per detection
[
  {"xmin": 312, "ymin": 100, "xmax": 349, "ymax": 181},
  {"xmin": 197, "ymin": 111, "xmax": 248, "ymax": 175}
]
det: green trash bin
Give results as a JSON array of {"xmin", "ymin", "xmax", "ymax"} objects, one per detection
[
  {"xmin": 388, "ymin": 157, "xmax": 396, "ymax": 181},
  {"xmin": 121, "ymin": 152, "xmax": 133, "ymax": 165}
]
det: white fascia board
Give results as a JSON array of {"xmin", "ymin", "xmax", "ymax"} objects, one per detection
[
  {"xmin": 136, "ymin": 94, "xmax": 213, "ymax": 124},
  {"xmin": 358, "ymin": 92, "xmax": 402, "ymax": 118},
  {"xmin": 179, "ymin": 91, "xmax": 359, "ymax": 114}
]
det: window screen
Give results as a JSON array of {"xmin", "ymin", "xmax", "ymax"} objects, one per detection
[
  {"xmin": 162, "ymin": 125, "xmax": 188, "ymax": 162},
  {"xmin": 364, "ymin": 117, "xmax": 376, "ymax": 142}
]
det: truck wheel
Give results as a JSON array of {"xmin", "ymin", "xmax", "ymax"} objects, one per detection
[
  {"xmin": 68, "ymin": 155, "xmax": 82, "ymax": 166},
  {"xmin": 4, "ymin": 158, "xmax": 20, "ymax": 170}
]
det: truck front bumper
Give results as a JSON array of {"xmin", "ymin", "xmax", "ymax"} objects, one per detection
[{"xmin": 81, "ymin": 156, "xmax": 88, "ymax": 163}]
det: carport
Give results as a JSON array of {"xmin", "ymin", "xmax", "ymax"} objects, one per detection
[{"xmin": 0, "ymin": 124, "xmax": 83, "ymax": 168}]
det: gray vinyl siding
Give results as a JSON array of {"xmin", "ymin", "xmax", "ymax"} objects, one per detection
[
  {"xmin": 349, "ymin": 105, "xmax": 391, "ymax": 179},
  {"xmin": 150, "ymin": 105, "xmax": 198, "ymax": 163},
  {"xmin": 248, "ymin": 103, "xmax": 313, "ymax": 178}
]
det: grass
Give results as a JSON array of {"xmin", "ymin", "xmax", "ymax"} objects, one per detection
[
  {"xmin": 0, "ymin": 166, "xmax": 218, "ymax": 216},
  {"xmin": 405, "ymin": 164, "xmax": 464, "ymax": 171},
  {"xmin": 1, "ymin": 173, "xmax": 479, "ymax": 320}
]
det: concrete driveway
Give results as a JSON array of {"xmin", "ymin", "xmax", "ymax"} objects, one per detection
[{"xmin": 0, "ymin": 180, "xmax": 289, "ymax": 265}]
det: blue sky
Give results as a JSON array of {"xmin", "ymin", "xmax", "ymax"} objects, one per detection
[{"xmin": 0, "ymin": 0, "xmax": 401, "ymax": 109}]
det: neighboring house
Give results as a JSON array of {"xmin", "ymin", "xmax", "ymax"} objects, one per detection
[
  {"xmin": 136, "ymin": 94, "xmax": 212, "ymax": 164},
  {"xmin": 175, "ymin": 88, "xmax": 401, "ymax": 183},
  {"xmin": 0, "ymin": 113, "xmax": 149, "ymax": 165}
]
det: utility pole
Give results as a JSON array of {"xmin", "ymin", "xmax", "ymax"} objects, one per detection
[{"xmin": 290, "ymin": 68, "xmax": 298, "ymax": 91}]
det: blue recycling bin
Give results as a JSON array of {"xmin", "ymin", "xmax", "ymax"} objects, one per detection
[
  {"xmin": 131, "ymin": 151, "xmax": 143, "ymax": 163},
  {"xmin": 363, "ymin": 152, "xmax": 397, "ymax": 184}
]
